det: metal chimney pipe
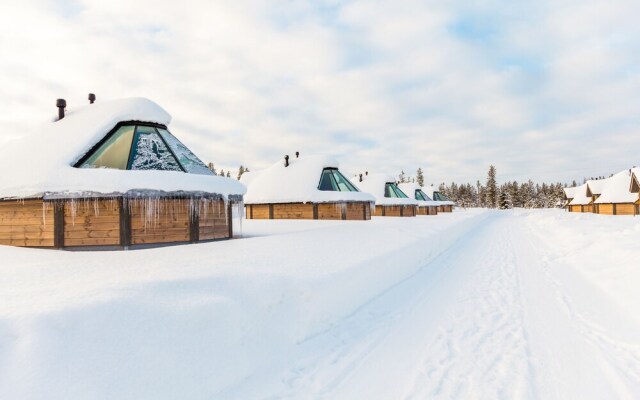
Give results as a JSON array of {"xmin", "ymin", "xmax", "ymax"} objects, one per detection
[
  {"xmin": 359, "ymin": 174, "xmax": 363, "ymax": 182},
  {"xmin": 284, "ymin": 155, "xmax": 290, "ymax": 167},
  {"xmin": 56, "ymin": 99, "xmax": 66, "ymax": 120},
  {"xmin": 295, "ymin": 151, "xmax": 299, "ymax": 158},
  {"xmin": 88, "ymin": 93, "xmax": 96, "ymax": 104}
]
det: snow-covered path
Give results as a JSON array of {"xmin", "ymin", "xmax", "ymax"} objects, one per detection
[
  {"xmin": 232, "ymin": 212, "xmax": 640, "ymax": 399},
  {"xmin": 1, "ymin": 210, "xmax": 639, "ymax": 399}
]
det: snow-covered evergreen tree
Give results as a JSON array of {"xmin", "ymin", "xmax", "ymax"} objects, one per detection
[
  {"xmin": 416, "ymin": 168, "xmax": 425, "ymax": 187},
  {"xmin": 485, "ymin": 165, "xmax": 498, "ymax": 209},
  {"xmin": 237, "ymin": 165, "xmax": 246, "ymax": 180},
  {"xmin": 208, "ymin": 162, "xmax": 217, "ymax": 175}
]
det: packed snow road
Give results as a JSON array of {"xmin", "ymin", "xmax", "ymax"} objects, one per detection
[{"xmin": 0, "ymin": 209, "xmax": 639, "ymax": 399}]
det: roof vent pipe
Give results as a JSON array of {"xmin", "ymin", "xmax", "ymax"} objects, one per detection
[
  {"xmin": 88, "ymin": 93, "xmax": 96, "ymax": 104},
  {"xmin": 359, "ymin": 174, "xmax": 363, "ymax": 182},
  {"xmin": 365, "ymin": 171, "xmax": 368, "ymax": 176},
  {"xmin": 295, "ymin": 151, "xmax": 299, "ymax": 158},
  {"xmin": 284, "ymin": 155, "xmax": 289, "ymax": 167},
  {"xmin": 56, "ymin": 99, "xmax": 66, "ymax": 120}
]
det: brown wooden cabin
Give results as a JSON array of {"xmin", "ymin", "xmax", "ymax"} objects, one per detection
[
  {"xmin": 246, "ymin": 201, "xmax": 372, "ymax": 220},
  {"xmin": 567, "ymin": 183, "xmax": 592, "ymax": 213},
  {"xmin": 355, "ymin": 173, "xmax": 418, "ymax": 217},
  {"xmin": 242, "ymin": 155, "xmax": 375, "ymax": 220},
  {"xmin": 593, "ymin": 169, "xmax": 640, "ymax": 215},
  {"xmin": 0, "ymin": 97, "xmax": 245, "ymax": 249},
  {"xmin": 398, "ymin": 183, "xmax": 438, "ymax": 216},
  {"xmin": 0, "ymin": 195, "xmax": 238, "ymax": 249}
]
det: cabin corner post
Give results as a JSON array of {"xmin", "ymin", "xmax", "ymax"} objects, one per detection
[
  {"xmin": 313, "ymin": 204, "xmax": 319, "ymax": 220},
  {"xmin": 118, "ymin": 197, "xmax": 132, "ymax": 249},
  {"xmin": 341, "ymin": 203, "xmax": 346, "ymax": 220},
  {"xmin": 227, "ymin": 201, "xmax": 233, "ymax": 239},
  {"xmin": 189, "ymin": 201, "xmax": 200, "ymax": 243},
  {"xmin": 53, "ymin": 200, "xmax": 65, "ymax": 249},
  {"xmin": 268, "ymin": 204, "xmax": 274, "ymax": 219}
]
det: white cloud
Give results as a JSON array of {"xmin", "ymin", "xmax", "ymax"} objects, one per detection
[{"xmin": 1, "ymin": 0, "xmax": 639, "ymax": 184}]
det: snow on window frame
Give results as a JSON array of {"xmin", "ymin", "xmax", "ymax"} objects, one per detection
[{"xmin": 74, "ymin": 121, "xmax": 213, "ymax": 176}]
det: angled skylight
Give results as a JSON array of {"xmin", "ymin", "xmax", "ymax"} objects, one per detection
[
  {"xmin": 77, "ymin": 123, "xmax": 213, "ymax": 175},
  {"xmin": 415, "ymin": 189, "xmax": 432, "ymax": 201},
  {"xmin": 318, "ymin": 168, "xmax": 360, "ymax": 192},
  {"xmin": 385, "ymin": 183, "xmax": 409, "ymax": 198}
]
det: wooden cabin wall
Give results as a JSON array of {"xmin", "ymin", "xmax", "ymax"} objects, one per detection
[
  {"xmin": 598, "ymin": 204, "xmax": 614, "ymax": 215},
  {"xmin": 0, "ymin": 197, "xmax": 233, "ymax": 249},
  {"xmin": 245, "ymin": 202, "xmax": 371, "ymax": 220},
  {"xmin": 614, "ymin": 204, "xmax": 636, "ymax": 215},
  {"xmin": 0, "ymin": 199, "xmax": 54, "ymax": 247},
  {"xmin": 317, "ymin": 203, "xmax": 342, "ymax": 220},
  {"xmin": 374, "ymin": 205, "xmax": 416, "ymax": 217},
  {"xmin": 64, "ymin": 200, "xmax": 120, "ymax": 247},
  {"xmin": 582, "ymin": 204, "xmax": 593, "ymax": 213},
  {"xmin": 199, "ymin": 200, "xmax": 230, "ymax": 240}
]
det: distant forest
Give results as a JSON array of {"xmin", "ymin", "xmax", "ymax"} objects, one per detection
[{"xmin": 399, "ymin": 166, "xmax": 588, "ymax": 209}]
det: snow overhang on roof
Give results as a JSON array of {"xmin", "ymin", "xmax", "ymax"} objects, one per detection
[
  {"xmin": 242, "ymin": 155, "xmax": 375, "ymax": 205},
  {"xmin": 355, "ymin": 173, "xmax": 418, "ymax": 206},
  {"xmin": 563, "ymin": 186, "xmax": 578, "ymax": 200},
  {"xmin": 595, "ymin": 169, "xmax": 639, "ymax": 204},
  {"xmin": 0, "ymin": 97, "xmax": 246, "ymax": 199},
  {"xmin": 397, "ymin": 182, "xmax": 442, "ymax": 206},
  {"xmin": 586, "ymin": 178, "xmax": 609, "ymax": 197},
  {"xmin": 568, "ymin": 183, "xmax": 592, "ymax": 205}
]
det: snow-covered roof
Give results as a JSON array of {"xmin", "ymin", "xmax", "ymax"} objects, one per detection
[
  {"xmin": 0, "ymin": 97, "xmax": 245, "ymax": 199},
  {"xmin": 568, "ymin": 183, "xmax": 592, "ymax": 206},
  {"xmin": 595, "ymin": 170, "xmax": 639, "ymax": 204},
  {"xmin": 354, "ymin": 173, "xmax": 418, "ymax": 206},
  {"xmin": 242, "ymin": 155, "xmax": 375, "ymax": 204},
  {"xmin": 586, "ymin": 178, "xmax": 609, "ymax": 196},
  {"xmin": 631, "ymin": 168, "xmax": 640, "ymax": 193},
  {"xmin": 397, "ymin": 182, "xmax": 442, "ymax": 206},
  {"xmin": 563, "ymin": 186, "xmax": 578, "ymax": 199},
  {"xmin": 422, "ymin": 185, "xmax": 455, "ymax": 206}
]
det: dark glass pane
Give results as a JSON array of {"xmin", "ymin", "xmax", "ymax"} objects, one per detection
[
  {"xmin": 319, "ymin": 169, "xmax": 339, "ymax": 191},
  {"xmin": 157, "ymin": 128, "xmax": 213, "ymax": 175},
  {"xmin": 416, "ymin": 190, "xmax": 432, "ymax": 201},
  {"xmin": 130, "ymin": 126, "xmax": 182, "ymax": 171},
  {"xmin": 392, "ymin": 185, "xmax": 409, "ymax": 198},
  {"xmin": 385, "ymin": 183, "xmax": 398, "ymax": 198},
  {"xmin": 80, "ymin": 125, "xmax": 135, "ymax": 170}
]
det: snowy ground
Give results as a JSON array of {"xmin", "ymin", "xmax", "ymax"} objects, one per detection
[{"xmin": 1, "ymin": 209, "xmax": 639, "ymax": 399}]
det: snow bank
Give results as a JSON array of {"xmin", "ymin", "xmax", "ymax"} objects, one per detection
[
  {"xmin": 354, "ymin": 173, "xmax": 418, "ymax": 206},
  {"xmin": 0, "ymin": 98, "xmax": 245, "ymax": 199},
  {"xmin": 242, "ymin": 155, "xmax": 374, "ymax": 204},
  {"xmin": 595, "ymin": 169, "xmax": 638, "ymax": 204}
]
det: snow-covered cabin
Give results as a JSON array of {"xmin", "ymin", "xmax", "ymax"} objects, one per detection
[
  {"xmin": 355, "ymin": 173, "xmax": 418, "ymax": 217},
  {"xmin": 0, "ymin": 97, "xmax": 245, "ymax": 249},
  {"xmin": 423, "ymin": 185, "xmax": 455, "ymax": 212},
  {"xmin": 397, "ymin": 182, "xmax": 439, "ymax": 215},
  {"xmin": 567, "ymin": 183, "xmax": 592, "ymax": 212},
  {"xmin": 241, "ymin": 154, "xmax": 375, "ymax": 220},
  {"xmin": 585, "ymin": 178, "xmax": 609, "ymax": 213},
  {"xmin": 562, "ymin": 186, "xmax": 578, "ymax": 209},
  {"xmin": 594, "ymin": 170, "xmax": 640, "ymax": 215}
]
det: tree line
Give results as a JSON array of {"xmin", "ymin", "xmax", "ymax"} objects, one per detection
[{"xmin": 400, "ymin": 165, "xmax": 571, "ymax": 209}]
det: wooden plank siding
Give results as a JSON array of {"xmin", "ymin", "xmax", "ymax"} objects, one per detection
[
  {"xmin": 0, "ymin": 196, "xmax": 236, "ymax": 249},
  {"xmin": 0, "ymin": 199, "xmax": 54, "ymax": 247},
  {"xmin": 374, "ymin": 205, "xmax": 417, "ymax": 217},
  {"xmin": 417, "ymin": 206, "xmax": 438, "ymax": 216},
  {"xmin": 245, "ymin": 202, "xmax": 372, "ymax": 220},
  {"xmin": 63, "ymin": 200, "xmax": 120, "ymax": 247}
]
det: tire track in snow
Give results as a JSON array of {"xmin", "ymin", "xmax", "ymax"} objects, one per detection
[{"xmin": 404, "ymin": 216, "xmax": 533, "ymax": 400}]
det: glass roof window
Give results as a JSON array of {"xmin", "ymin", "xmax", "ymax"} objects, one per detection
[
  {"xmin": 433, "ymin": 192, "xmax": 450, "ymax": 201},
  {"xmin": 415, "ymin": 189, "xmax": 432, "ymax": 201},
  {"xmin": 77, "ymin": 123, "xmax": 213, "ymax": 175},
  {"xmin": 384, "ymin": 183, "xmax": 409, "ymax": 198},
  {"xmin": 318, "ymin": 168, "xmax": 360, "ymax": 192}
]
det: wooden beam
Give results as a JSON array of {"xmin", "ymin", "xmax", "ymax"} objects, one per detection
[
  {"xmin": 189, "ymin": 204, "xmax": 199, "ymax": 243},
  {"xmin": 228, "ymin": 202, "xmax": 233, "ymax": 239},
  {"xmin": 53, "ymin": 201, "xmax": 64, "ymax": 249},
  {"xmin": 341, "ymin": 203, "xmax": 346, "ymax": 220},
  {"xmin": 313, "ymin": 204, "xmax": 318, "ymax": 220},
  {"xmin": 119, "ymin": 198, "xmax": 132, "ymax": 248},
  {"xmin": 269, "ymin": 204, "xmax": 274, "ymax": 219}
]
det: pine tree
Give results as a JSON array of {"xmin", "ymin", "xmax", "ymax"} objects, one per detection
[
  {"xmin": 226, "ymin": 171, "xmax": 231, "ymax": 178},
  {"xmin": 219, "ymin": 169, "xmax": 225, "ymax": 177},
  {"xmin": 237, "ymin": 165, "xmax": 246, "ymax": 180},
  {"xmin": 416, "ymin": 168, "xmax": 425, "ymax": 187},
  {"xmin": 208, "ymin": 162, "xmax": 217, "ymax": 175},
  {"xmin": 485, "ymin": 165, "xmax": 498, "ymax": 208},
  {"xmin": 499, "ymin": 191, "xmax": 511, "ymax": 209},
  {"xmin": 399, "ymin": 170, "xmax": 407, "ymax": 183}
]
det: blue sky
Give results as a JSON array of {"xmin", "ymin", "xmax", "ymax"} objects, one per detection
[{"xmin": 1, "ymin": 0, "xmax": 639, "ymax": 185}]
